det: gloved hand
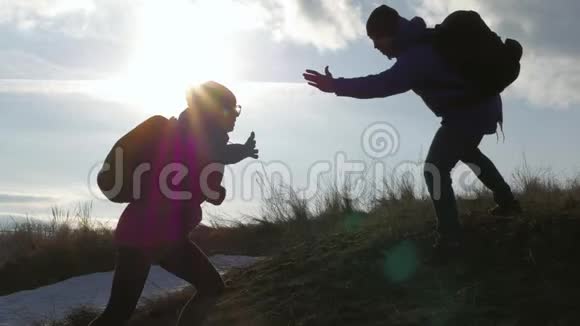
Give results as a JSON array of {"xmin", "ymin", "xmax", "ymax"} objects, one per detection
[{"xmin": 243, "ymin": 131, "xmax": 259, "ymax": 159}]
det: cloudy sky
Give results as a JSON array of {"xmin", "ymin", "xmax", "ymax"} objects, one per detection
[{"xmin": 1, "ymin": 0, "xmax": 579, "ymax": 224}]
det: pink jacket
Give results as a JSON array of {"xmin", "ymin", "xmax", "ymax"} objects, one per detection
[{"xmin": 113, "ymin": 117, "xmax": 225, "ymax": 255}]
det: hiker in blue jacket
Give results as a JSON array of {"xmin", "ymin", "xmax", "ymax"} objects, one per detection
[{"xmin": 303, "ymin": 5, "xmax": 522, "ymax": 250}]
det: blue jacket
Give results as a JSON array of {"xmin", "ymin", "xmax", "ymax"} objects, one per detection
[{"xmin": 334, "ymin": 16, "xmax": 502, "ymax": 135}]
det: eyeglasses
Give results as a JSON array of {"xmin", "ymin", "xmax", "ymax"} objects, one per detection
[{"xmin": 224, "ymin": 104, "xmax": 242, "ymax": 117}]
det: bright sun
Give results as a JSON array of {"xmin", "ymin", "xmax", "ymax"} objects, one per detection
[{"xmin": 103, "ymin": 0, "xmax": 241, "ymax": 115}]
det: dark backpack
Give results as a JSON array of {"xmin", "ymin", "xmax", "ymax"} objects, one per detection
[
  {"xmin": 430, "ymin": 10, "xmax": 523, "ymax": 97},
  {"xmin": 97, "ymin": 115, "xmax": 176, "ymax": 203}
]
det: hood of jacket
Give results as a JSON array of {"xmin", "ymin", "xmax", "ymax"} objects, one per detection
[{"xmin": 393, "ymin": 16, "xmax": 429, "ymax": 58}]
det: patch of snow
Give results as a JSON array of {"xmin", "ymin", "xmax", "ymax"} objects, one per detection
[{"xmin": 0, "ymin": 255, "xmax": 261, "ymax": 326}]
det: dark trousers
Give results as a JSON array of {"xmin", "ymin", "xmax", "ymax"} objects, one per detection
[
  {"xmin": 423, "ymin": 126, "xmax": 514, "ymax": 239},
  {"xmin": 88, "ymin": 240, "xmax": 225, "ymax": 326}
]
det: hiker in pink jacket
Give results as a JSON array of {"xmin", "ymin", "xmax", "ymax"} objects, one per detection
[{"xmin": 90, "ymin": 81, "xmax": 258, "ymax": 326}]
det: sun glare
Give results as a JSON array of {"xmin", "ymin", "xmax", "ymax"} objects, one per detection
[{"xmin": 104, "ymin": 0, "xmax": 241, "ymax": 115}]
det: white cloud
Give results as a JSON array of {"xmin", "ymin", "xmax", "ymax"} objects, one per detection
[
  {"xmin": 515, "ymin": 53, "xmax": 580, "ymax": 109},
  {"xmin": 253, "ymin": 0, "xmax": 366, "ymax": 51},
  {"xmin": 413, "ymin": 0, "xmax": 580, "ymax": 109},
  {"xmin": 0, "ymin": 0, "xmax": 368, "ymax": 82},
  {"xmin": 0, "ymin": 0, "xmax": 142, "ymax": 78},
  {"xmin": 0, "ymin": 0, "xmax": 138, "ymax": 41},
  {"xmin": 1, "ymin": 0, "xmax": 367, "ymax": 50},
  {"xmin": 0, "ymin": 0, "xmax": 95, "ymax": 33},
  {"xmin": 0, "ymin": 0, "xmax": 95, "ymax": 21},
  {"xmin": 0, "ymin": 50, "xmax": 98, "ymax": 79}
]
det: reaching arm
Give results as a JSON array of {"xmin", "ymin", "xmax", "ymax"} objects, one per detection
[
  {"xmin": 220, "ymin": 144, "xmax": 251, "ymax": 164},
  {"xmin": 333, "ymin": 63, "xmax": 414, "ymax": 99},
  {"xmin": 304, "ymin": 52, "xmax": 425, "ymax": 99},
  {"xmin": 217, "ymin": 132, "xmax": 259, "ymax": 165}
]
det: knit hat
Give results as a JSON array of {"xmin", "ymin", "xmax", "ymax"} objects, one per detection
[
  {"xmin": 185, "ymin": 81, "xmax": 237, "ymax": 111},
  {"xmin": 179, "ymin": 81, "xmax": 239, "ymax": 133},
  {"xmin": 366, "ymin": 5, "xmax": 400, "ymax": 39}
]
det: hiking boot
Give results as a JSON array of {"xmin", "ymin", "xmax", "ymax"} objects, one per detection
[{"xmin": 489, "ymin": 200, "xmax": 523, "ymax": 217}]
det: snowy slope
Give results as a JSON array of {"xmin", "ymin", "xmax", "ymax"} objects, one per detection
[{"xmin": 0, "ymin": 255, "xmax": 261, "ymax": 326}]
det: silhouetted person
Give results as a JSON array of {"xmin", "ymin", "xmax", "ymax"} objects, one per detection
[
  {"xmin": 89, "ymin": 81, "xmax": 258, "ymax": 326},
  {"xmin": 303, "ymin": 5, "xmax": 521, "ymax": 250}
]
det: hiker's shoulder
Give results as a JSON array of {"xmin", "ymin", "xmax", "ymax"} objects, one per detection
[
  {"xmin": 401, "ymin": 43, "xmax": 433, "ymax": 58},
  {"xmin": 395, "ymin": 44, "xmax": 438, "ymax": 74}
]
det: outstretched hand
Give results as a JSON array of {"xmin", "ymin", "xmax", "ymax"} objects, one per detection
[
  {"xmin": 244, "ymin": 131, "xmax": 259, "ymax": 159},
  {"xmin": 303, "ymin": 66, "xmax": 336, "ymax": 93}
]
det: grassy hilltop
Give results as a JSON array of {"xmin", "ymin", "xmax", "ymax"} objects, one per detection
[
  {"xmin": 128, "ymin": 172, "xmax": 580, "ymax": 326},
  {"xmin": 2, "ymin": 166, "xmax": 580, "ymax": 325}
]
